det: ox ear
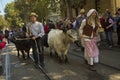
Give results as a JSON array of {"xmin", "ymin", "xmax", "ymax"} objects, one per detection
[
  {"xmin": 61, "ymin": 24, "xmax": 67, "ymax": 33},
  {"xmin": 61, "ymin": 27, "xmax": 67, "ymax": 33}
]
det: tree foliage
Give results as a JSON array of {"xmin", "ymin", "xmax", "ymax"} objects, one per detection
[
  {"xmin": 4, "ymin": 2, "xmax": 23, "ymax": 29},
  {"xmin": 4, "ymin": 0, "xmax": 90, "ymax": 28},
  {"xmin": 0, "ymin": 15, "xmax": 8, "ymax": 29},
  {"xmin": 4, "ymin": 0, "xmax": 53, "ymax": 28},
  {"xmin": 14, "ymin": 0, "xmax": 52, "ymax": 22}
]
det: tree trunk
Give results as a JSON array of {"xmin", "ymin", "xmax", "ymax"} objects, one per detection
[
  {"xmin": 65, "ymin": 0, "xmax": 73, "ymax": 20},
  {"xmin": 75, "ymin": 8, "xmax": 78, "ymax": 17}
]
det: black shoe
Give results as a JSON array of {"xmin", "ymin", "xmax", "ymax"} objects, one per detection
[
  {"xmin": 40, "ymin": 63, "xmax": 45, "ymax": 68},
  {"xmin": 33, "ymin": 63, "xmax": 39, "ymax": 69},
  {"xmin": 81, "ymin": 47, "xmax": 84, "ymax": 52},
  {"xmin": 88, "ymin": 65, "xmax": 96, "ymax": 71}
]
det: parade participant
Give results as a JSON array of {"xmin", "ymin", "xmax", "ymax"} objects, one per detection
[
  {"xmin": 75, "ymin": 9, "xmax": 86, "ymax": 51},
  {"xmin": 79, "ymin": 9, "xmax": 101, "ymax": 71},
  {"xmin": 26, "ymin": 12, "xmax": 45, "ymax": 67},
  {"xmin": 0, "ymin": 33, "xmax": 6, "ymax": 75},
  {"xmin": 61, "ymin": 18, "xmax": 73, "ymax": 32},
  {"xmin": 64, "ymin": 18, "xmax": 73, "ymax": 29},
  {"xmin": 75, "ymin": 9, "xmax": 86, "ymax": 30}
]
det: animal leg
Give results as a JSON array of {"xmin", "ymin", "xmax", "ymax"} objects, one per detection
[
  {"xmin": 21, "ymin": 50, "xmax": 25, "ymax": 59},
  {"xmin": 49, "ymin": 48, "xmax": 53, "ymax": 57},
  {"xmin": 64, "ymin": 48, "xmax": 69, "ymax": 63},
  {"xmin": 64, "ymin": 55, "xmax": 68, "ymax": 63},
  {"xmin": 17, "ymin": 49, "xmax": 20, "ymax": 57},
  {"xmin": 57, "ymin": 53, "xmax": 62, "ymax": 63},
  {"xmin": 26, "ymin": 50, "xmax": 30, "ymax": 59},
  {"xmin": 58, "ymin": 56, "xmax": 62, "ymax": 63},
  {"xmin": 54, "ymin": 51, "xmax": 58, "ymax": 58}
]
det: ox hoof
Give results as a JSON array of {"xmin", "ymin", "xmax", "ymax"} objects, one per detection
[
  {"xmin": 65, "ymin": 60, "xmax": 69, "ymax": 64},
  {"xmin": 58, "ymin": 58, "xmax": 62, "ymax": 63},
  {"xmin": 22, "ymin": 56, "xmax": 26, "ymax": 59}
]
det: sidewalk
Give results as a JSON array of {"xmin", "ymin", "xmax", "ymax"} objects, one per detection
[{"xmin": 0, "ymin": 43, "xmax": 46, "ymax": 80}]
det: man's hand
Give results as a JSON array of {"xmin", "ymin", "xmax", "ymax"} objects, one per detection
[
  {"xmin": 106, "ymin": 26, "xmax": 110, "ymax": 29},
  {"xmin": 26, "ymin": 32, "xmax": 30, "ymax": 38},
  {"xmin": 80, "ymin": 35, "xmax": 83, "ymax": 38},
  {"xmin": 32, "ymin": 36, "xmax": 38, "ymax": 40}
]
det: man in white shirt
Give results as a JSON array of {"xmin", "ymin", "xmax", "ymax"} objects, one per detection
[{"xmin": 26, "ymin": 12, "xmax": 45, "ymax": 67}]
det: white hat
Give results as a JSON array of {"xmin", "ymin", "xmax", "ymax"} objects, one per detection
[{"xmin": 87, "ymin": 9, "xmax": 97, "ymax": 17}]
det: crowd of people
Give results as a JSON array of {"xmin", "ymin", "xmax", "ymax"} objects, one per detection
[
  {"xmin": 42, "ymin": 8, "xmax": 120, "ymax": 70},
  {"xmin": 0, "ymin": 8, "xmax": 120, "ymax": 73}
]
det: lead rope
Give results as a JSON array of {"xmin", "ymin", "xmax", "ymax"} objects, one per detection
[{"xmin": 34, "ymin": 40, "xmax": 40, "ymax": 65}]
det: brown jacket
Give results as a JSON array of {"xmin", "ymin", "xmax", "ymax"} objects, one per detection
[{"xmin": 83, "ymin": 23, "xmax": 98, "ymax": 37}]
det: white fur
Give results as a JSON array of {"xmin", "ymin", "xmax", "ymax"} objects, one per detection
[{"xmin": 48, "ymin": 29, "xmax": 77, "ymax": 61}]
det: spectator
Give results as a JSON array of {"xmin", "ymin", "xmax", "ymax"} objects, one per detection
[
  {"xmin": 99, "ymin": 13, "xmax": 106, "ymax": 41},
  {"xmin": 5, "ymin": 29, "xmax": 10, "ymax": 44},
  {"xmin": 104, "ymin": 13, "xmax": 114, "ymax": 48},
  {"xmin": 44, "ymin": 22, "xmax": 49, "ymax": 34},
  {"xmin": 117, "ymin": 18, "xmax": 120, "ymax": 47},
  {"xmin": 0, "ymin": 34, "xmax": 6, "ymax": 75}
]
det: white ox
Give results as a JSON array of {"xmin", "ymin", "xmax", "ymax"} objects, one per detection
[{"xmin": 48, "ymin": 29, "xmax": 78, "ymax": 63}]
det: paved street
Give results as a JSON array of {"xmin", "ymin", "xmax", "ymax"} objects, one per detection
[
  {"xmin": 0, "ymin": 39, "xmax": 120, "ymax": 80},
  {"xmin": 0, "ymin": 0, "xmax": 120, "ymax": 80}
]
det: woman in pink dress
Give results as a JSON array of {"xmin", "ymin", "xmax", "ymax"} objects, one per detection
[{"xmin": 79, "ymin": 9, "xmax": 102, "ymax": 71}]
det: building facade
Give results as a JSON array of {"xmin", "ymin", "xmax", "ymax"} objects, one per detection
[
  {"xmin": 79, "ymin": 0, "xmax": 120, "ymax": 15},
  {"xmin": 71, "ymin": 0, "xmax": 120, "ymax": 18}
]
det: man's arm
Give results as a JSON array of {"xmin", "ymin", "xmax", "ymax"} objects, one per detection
[{"xmin": 38, "ymin": 23, "xmax": 45, "ymax": 37}]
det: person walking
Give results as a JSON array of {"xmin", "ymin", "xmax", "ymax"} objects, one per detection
[
  {"xmin": 75, "ymin": 9, "xmax": 86, "ymax": 30},
  {"xmin": 79, "ymin": 9, "xmax": 101, "ymax": 71},
  {"xmin": 26, "ymin": 12, "xmax": 45, "ymax": 67},
  {"xmin": 75, "ymin": 9, "xmax": 86, "ymax": 51}
]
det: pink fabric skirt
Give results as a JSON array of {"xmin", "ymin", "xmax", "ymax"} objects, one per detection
[{"xmin": 84, "ymin": 37, "xmax": 99, "ymax": 58}]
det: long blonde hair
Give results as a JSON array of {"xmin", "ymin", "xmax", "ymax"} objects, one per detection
[{"xmin": 87, "ymin": 11, "xmax": 101, "ymax": 27}]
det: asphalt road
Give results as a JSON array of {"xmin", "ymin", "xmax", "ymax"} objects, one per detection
[{"xmin": 0, "ymin": 42, "xmax": 120, "ymax": 80}]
